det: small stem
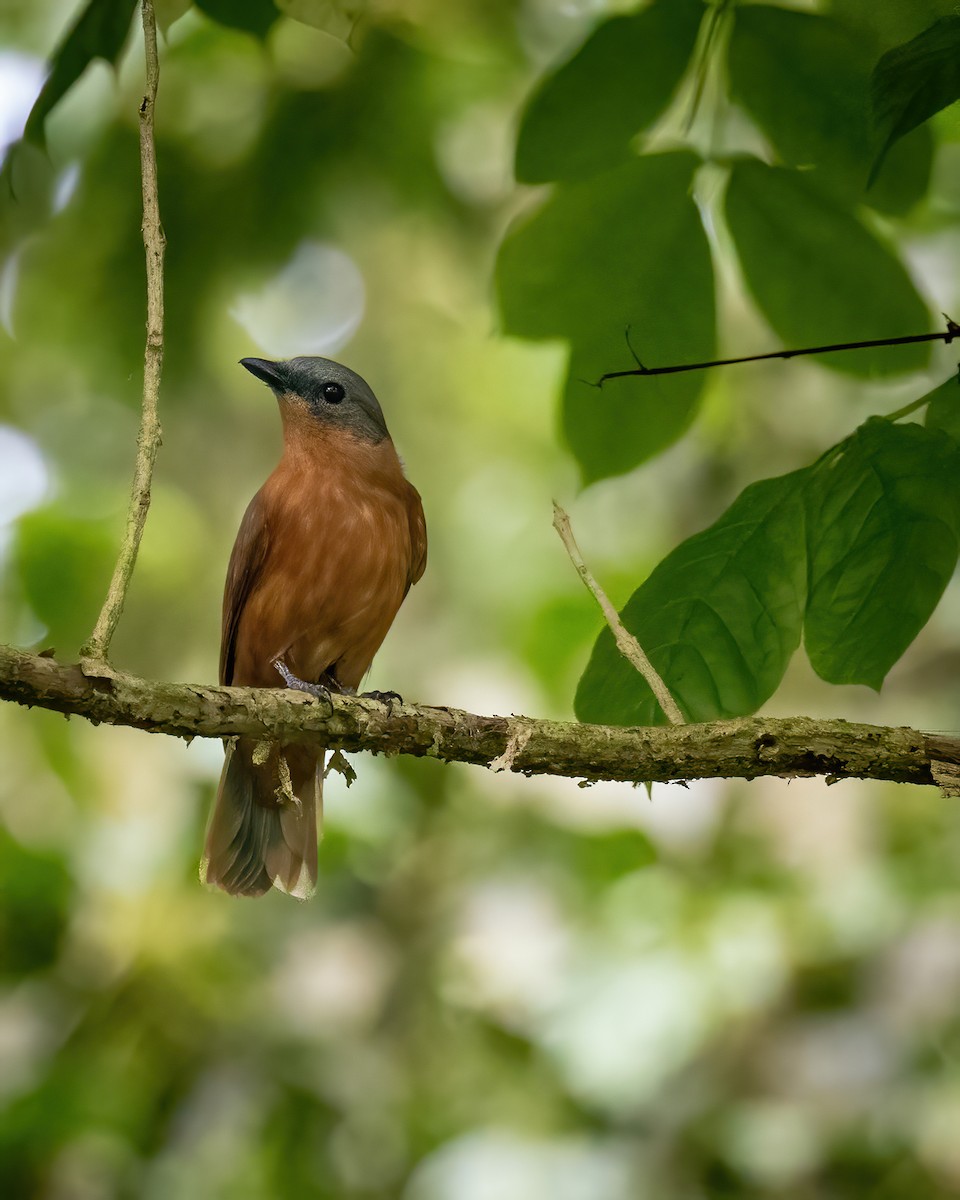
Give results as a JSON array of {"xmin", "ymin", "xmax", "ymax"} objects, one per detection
[
  {"xmin": 885, "ymin": 375, "xmax": 958, "ymax": 423},
  {"xmin": 885, "ymin": 396, "xmax": 933, "ymax": 423},
  {"xmin": 596, "ymin": 318, "xmax": 960, "ymax": 386},
  {"xmin": 82, "ymin": 0, "xmax": 165, "ymax": 667},
  {"xmin": 552, "ymin": 502, "xmax": 685, "ymax": 726}
]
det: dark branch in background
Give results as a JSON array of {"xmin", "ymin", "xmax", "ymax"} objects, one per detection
[
  {"xmin": 2, "ymin": 644, "xmax": 959, "ymax": 790},
  {"xmin": 81, "ymin": 0, "xmax": 164, "ymax": 667},
  {"xmin": 595, "ymin": 316, "xmax": 960, "ymax": 385}
]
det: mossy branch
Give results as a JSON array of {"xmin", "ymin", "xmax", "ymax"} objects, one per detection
[{"xmin": 2, "ymin": 644, "xmax": 958, "ymax": 790}]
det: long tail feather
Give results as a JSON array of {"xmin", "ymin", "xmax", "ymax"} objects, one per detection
[{"xmin": 203, "ymin": 739, "xmax": 320, "ymax": 898}]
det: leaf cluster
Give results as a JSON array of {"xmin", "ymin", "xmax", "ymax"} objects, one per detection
[
  {"xmin": 578, "ymin": 411, "xmax": 960, "ymax": 724},
  {"xmin": 496, "ymin": 0, "xmax": 960, "ymax": 724}
]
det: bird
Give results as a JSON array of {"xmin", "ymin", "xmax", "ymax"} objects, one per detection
[{"xmin": 202, "ymin": 355, "xmax": 427, "ymax": 898}]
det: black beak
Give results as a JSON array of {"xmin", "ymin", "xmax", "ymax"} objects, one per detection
[{"xmin": 240, "ymin": 357, "xmax": 286, "ymax": 390}]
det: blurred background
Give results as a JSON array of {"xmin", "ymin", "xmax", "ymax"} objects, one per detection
[{"xmin": 2, "ymin": 0, "xmax": 960, "ymax": 1196}]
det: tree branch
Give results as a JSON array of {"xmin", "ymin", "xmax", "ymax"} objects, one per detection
[
  {"xmin": 2, "ymin": 644, "xmax": 958, "ymax": 789},
  {"xmin": 82, "ymin": 0, "xmax": 165, "ymax": 667}
]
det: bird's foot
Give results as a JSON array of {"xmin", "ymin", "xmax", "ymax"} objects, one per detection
[
  {"xmin": 361, "ymin": 688, "xmax": 403, "ymax": 713},
  {"xmin": 274, "ymin": 659, "xmax": 335, "ymax": 713}
]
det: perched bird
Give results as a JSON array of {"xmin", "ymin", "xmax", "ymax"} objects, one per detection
[{"xmin": 203, "ymin": 356, "xmax": 427, "ymax": 898}]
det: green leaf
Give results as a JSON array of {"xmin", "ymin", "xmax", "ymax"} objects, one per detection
[
  {"xmin": 496, "ymin": 151, "xmax": 715, "ymax": 483},
  {"xmin": 804, "ymin": 419, "xmax": 960, "ymax": 688},
  {"xmin": 194, "ymin": 0, "xmax": 279, "ymax": 38},
  {"xmin": 728, "ymin": 7, "xmax": 872, "ymax": 194},
  {"xmin": 515, "ymin": 0, "xmax": 704, "ymax": 184},
  {"xmin": 575, "ymin": 470, "xmax": 808, "ymax": 727},
  {"xmin": 865, "ymin": 124, "xmax": 933, "ymax": 217},
  {"xmin": 24, "ymin": 0, "xmax": 139, "ymax": 147},
  {"xmin": 725, "ymin": 160, "xmax": 929, "ymax": 376},
  {"xmin": 728, "ymin": 6, "xmax": 932, "ymax": 212},
  {"xmin": 923, "ymin": 373, "xmax": 960, "ymax": 443},
  {"xmin": 869, "ymin": 15, "xmax": 960, "ymax": 184}
]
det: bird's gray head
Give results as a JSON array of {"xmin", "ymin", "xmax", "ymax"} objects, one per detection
[{"xmin": 240, "ymin": 356, "xmax": 390, "ymax": 443}]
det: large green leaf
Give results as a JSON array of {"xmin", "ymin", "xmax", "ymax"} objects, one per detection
[
  {"xmin": 869, "ymin": 15, "xmax": 960, "ymax": 183},
  {"xmin": 575, "ymin": 471, "xmax": 808, "ymax": 727},
  {"xmin": 725, "ymin": 160, "xmax": 930, "ymax": 376},
  {"xmin": 515, "ymin": 0, "xmax": 704, "ymax": 184},
  {"xmin": 496, "ymin": 152, "xmax": 715, "ymax": 483},
  {"xmin": 728, "ymin": 7, "xmax": 871, "ymax": 194},
  {"xmin": 24, "ymin": 0, "xmax": 139, "ymax": 147},
  {"xmin": 924, "ymin": 374, "xmax": 960, "ymax": 443},
  {"xmin": 194, "ymin": 0, "xmax": 279, "ymax": 38},
  {"xmin": 804, "ymin": 419, "xmax": 960, "ymax": 688}
]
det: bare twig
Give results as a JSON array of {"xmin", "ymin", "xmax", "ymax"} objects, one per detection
[
  {"xmin": 1, "ymin": 643, "xmax": 957, "ymax": 788},
  {"xmin": 595, "ymin": 316, "xmax": 960, "ymax": 386},
  {"xmin": 552, "ymin": 502, "xmax": 685, "ymax": 725},
  {"xmin": 81, "ymin": 0, "xmax": 165, "ymax": 667}
]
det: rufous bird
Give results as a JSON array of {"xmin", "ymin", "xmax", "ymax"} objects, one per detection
[{"xmin": 203, "ymin": 356, "xmax": 427, "ymax": 898}]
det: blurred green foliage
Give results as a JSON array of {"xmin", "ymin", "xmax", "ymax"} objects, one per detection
[
  {"xmin": 496, "ymin": 150, "xmax": 715, "ymax": 481},
  {"xmin": 514, "ymin": 0, "xmax": 703, "ymax": 183},
  {"xmin": 23, "ymin": 0, "xmax": 139, "ymax": 147},
  {"xmin": 1, "ymin": 1, "xmax": 960, "ymax": 1198},
  {"xmin": 724, "ymin": 161, "xmax": 929, "ymax": 375}
]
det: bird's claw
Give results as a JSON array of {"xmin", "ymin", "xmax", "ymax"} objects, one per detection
[
  {"xmin": 274, "ymin": 659, "xmax": 334, "ymax": 713},
  {"xmin": 361, "ymin": 688, "xmax": 403, "ymax": 713}
]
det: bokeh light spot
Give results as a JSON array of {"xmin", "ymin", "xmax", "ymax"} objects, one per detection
[
  {"xmin": 231, "ymin": 241, "xmax": 366, "ymax": 358},
  {"xmin": 0, "ymin": 426, "xmax": 50, "ymax": 526},
  {"xmin": 0, "ymin": 51, "xmax": 45, "ymax": 161}
]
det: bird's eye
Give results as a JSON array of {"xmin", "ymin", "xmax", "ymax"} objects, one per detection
[{"xmin": 322, "ymin": 381, "xmax": 345, "ymax": 404}]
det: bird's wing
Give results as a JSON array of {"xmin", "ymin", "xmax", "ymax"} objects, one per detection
[
  {"xmin": 220, "ymin": 491, "xmax": 270, "ymax": 686},
  {"xmin": 406, "ymin": 484, "xmax": 428, "ymax": 587}
]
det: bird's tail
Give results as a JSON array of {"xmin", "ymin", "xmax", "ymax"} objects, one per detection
[{"xmin": 202, "ymin": 738, "xmax": 320, "ymax": 898}]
